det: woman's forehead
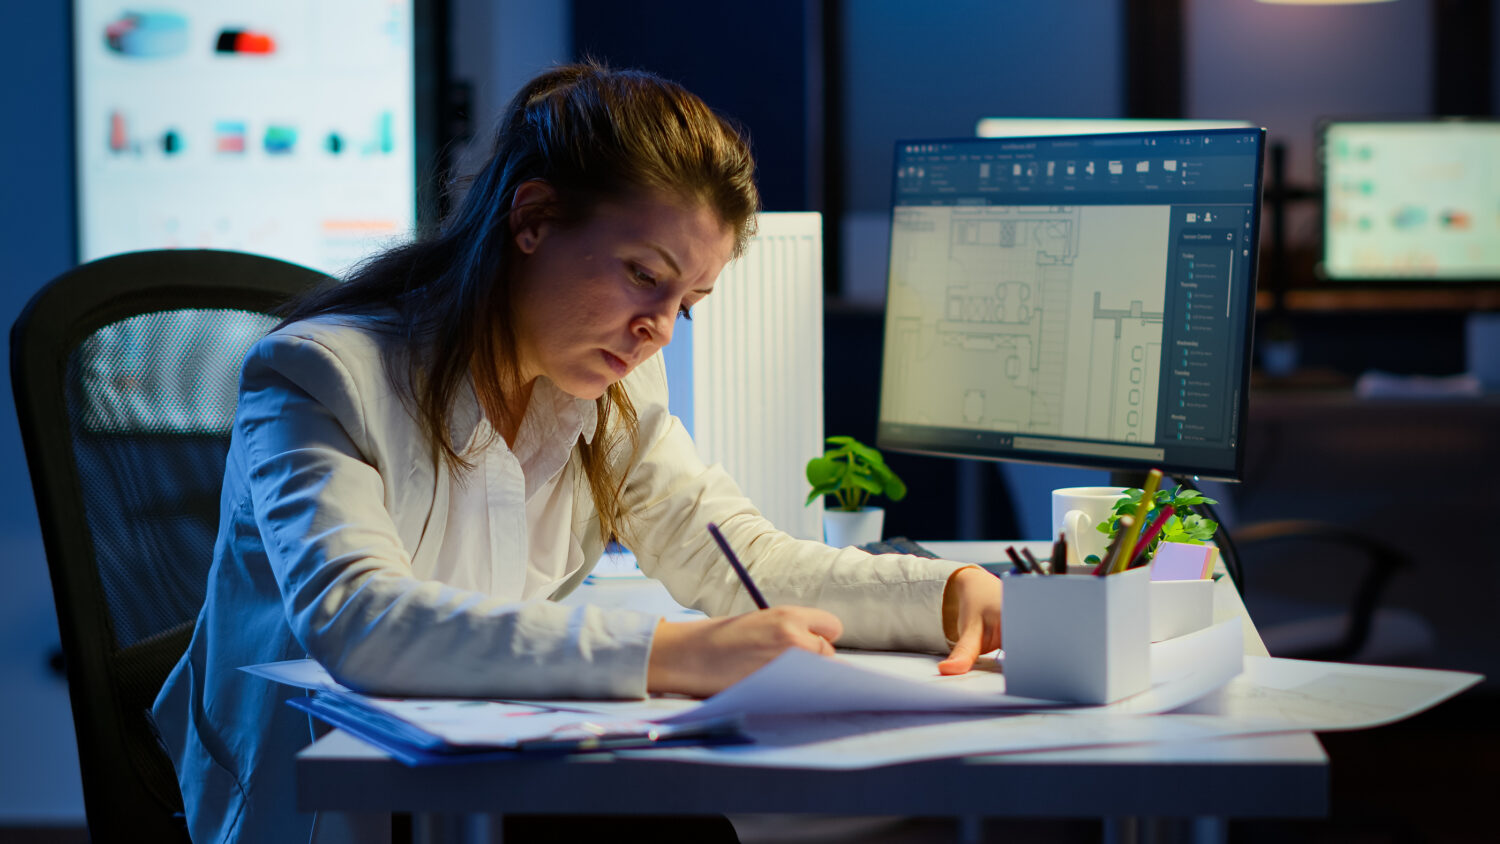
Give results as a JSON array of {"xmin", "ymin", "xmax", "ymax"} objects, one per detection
[{"xmin": 588, "ymin": 192, "xmax": 735, "ymax": 260}]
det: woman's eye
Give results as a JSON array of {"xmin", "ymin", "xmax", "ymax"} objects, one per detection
[
  {"xmin": 631, "ymin": 265, "xmax": 657, "ymax": 286},
  {"xmin": 677, "ymin": 304, "xmax": 694, "ymax": 321}
]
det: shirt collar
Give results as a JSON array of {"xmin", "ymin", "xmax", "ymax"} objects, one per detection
[
  {"xmin": 531, "ymin": 376, "xmax": 599, "ymax": 447},
  {"xmin": 450, "ymin": 374, "xmax": 598, "ymax": 455}
]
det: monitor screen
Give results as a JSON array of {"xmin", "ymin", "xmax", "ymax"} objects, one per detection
[
  {"xmin": 1321, "ymin": 120, "xmax": 1500, "ymax": 283},
  {"xmin": 877, "ymin": 129, "xmax": 1266, "ymax": 481},
  {"xmin": 978, "ymin": 118, "xmax": 1252, "ymax": 138},
  {"xmin": 73, "ymin": 1, "xmax": 422, "ymax": 275}
]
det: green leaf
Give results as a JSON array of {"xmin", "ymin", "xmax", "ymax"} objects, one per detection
[
  {"xmin": 848, "ymin": 440, "xmax": 883, "ymax": 465},
  {"xmin": 810, "ymin": 434, "xmax": 909, "ymax": 507},
  {"xmin": 806, "ymin": 456, "xmax": 842, "ymax": 487}
]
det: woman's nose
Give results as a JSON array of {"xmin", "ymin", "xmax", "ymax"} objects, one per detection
[{"xmin": 633, "ymin": 308, "xmax": 674, "ymax": 347}]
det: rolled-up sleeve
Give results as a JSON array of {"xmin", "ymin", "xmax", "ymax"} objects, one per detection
[
  {"xmin": 239, "ymin": 331, "xmax": 657, "ymax": 699},
  {"xmin": 616, "ymin": 356, "xmax": 966, "ymax": 654}
]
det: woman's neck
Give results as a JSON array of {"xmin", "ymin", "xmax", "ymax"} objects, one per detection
[{"xmin": 497, "ymin": 379, "xmax": 536, "ymax": 448}]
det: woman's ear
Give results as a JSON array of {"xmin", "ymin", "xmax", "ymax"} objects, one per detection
[{"xmin": 510, "ymin": 180, "xmax": 556, "ymax": 255}]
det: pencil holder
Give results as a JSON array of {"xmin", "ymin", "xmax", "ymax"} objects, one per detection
[
  {"xmin": 1149, "ymin": 579, "xmax": 1215, "ymax": 642},
  {"xmin": 1001, "ymin": 566, "xmax": 1150, "ymax": 704}
]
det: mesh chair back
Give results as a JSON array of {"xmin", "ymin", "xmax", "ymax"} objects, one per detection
[{"xmin": 11, "ymin": 250, "xmax": 332, "ymax": 842}]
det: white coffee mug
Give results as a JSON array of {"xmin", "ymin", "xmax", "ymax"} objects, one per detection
[{"xmin": 1050, "ymin": 487, "xmax": 1131, "ymax": 571}]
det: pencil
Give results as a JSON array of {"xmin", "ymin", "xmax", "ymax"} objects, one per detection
[
  {"xmin": 1126, "ymin": 504, "xmax": 1176, "ymax": 570},
  {"xmin": 1093, "ymin": 515, "xmax": 1134, "ymax": 576},
  {"xmin": 1109, "ymin": 469, "xmax": 1162, "ymax": 575},
  {"xmin": 1020, "ymin": 547, "xmax": 1043, "ymax": 575},
  {"xmin": 706, "ymin": 523, "xmax": 769, "ymax": 610},
  {"xmin": 1005, "ymin": 545, "xmax": 1030, "ymax": 574}
]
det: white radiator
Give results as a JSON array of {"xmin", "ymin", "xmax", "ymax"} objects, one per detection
[{"xmin": 692, "ymin": 212, "xmax": 825, "ymax": 541}]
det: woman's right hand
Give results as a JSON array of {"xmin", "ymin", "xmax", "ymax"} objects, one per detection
[{"xmin": 646, "ymin": 607, "xmax": 843, "ymax": 698}]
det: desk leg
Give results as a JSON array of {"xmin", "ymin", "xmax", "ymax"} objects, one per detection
[
  {"xmin": 1188, "ymin": 816, "xmax": 1227, "ymax": 844},
  {"xmin": 1104, "ymin": 817, "xmax": 1139, "ymax": 844},
  {"xmin": 412, "ymin": 813, "xmax": 502, "ymax": 844},
  {"xmin": 1104, "ymin": 816, "xmax": 1227, "ymax": 844},
  {"xmin": 958, "ymin": 814, "xmax": 983, "ymax": 844}
]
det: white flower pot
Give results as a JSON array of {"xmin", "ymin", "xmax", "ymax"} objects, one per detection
[{"xmin": 822, "ymin": 506, "xmax": 885, "ymax": 548}]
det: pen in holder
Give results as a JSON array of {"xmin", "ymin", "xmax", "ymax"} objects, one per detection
[{"xmin": 1001, "ymin": 566, "xmax": 1151, "ymax": 704}]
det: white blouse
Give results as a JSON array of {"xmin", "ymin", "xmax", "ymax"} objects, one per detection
[
  {"xmin": 425, "ymin": 381, "xmax": 595, "ymax": 600},
  {"xmin": 152, "ymin": 314, "xmax": 968, "ymax": 844}
]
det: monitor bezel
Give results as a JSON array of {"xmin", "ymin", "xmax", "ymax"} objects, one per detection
[
  {"xmin": 1315, "ymin": 116, "xmax": 1500, "ymax": 289},
  {"xmin": 876, "ymin": 127, "xmax": 1267, "ymax": 483}
]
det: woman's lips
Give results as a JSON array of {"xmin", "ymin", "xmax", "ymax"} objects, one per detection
[{"xmin": 602, "ymin": 349, "xmax": 629, "ymax": 377}]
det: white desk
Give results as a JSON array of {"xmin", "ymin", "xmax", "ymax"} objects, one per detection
[{"xmin": 297, "ymin": 541, "xmax": 1327, "ymax": 843}]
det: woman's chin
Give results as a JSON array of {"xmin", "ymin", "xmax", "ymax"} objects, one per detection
[{"xmin": 556, "ymin": 376, "xmax": 612, "ymax": 402}]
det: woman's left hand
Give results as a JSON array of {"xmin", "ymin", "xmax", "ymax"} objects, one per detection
[{"xmin": 937, "ymin": 566, "xmax": 1002, "ymax": 675}]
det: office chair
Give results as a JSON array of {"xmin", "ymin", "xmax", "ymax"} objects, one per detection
[
  {"xmin": 1232, "ymin": 519, "xmax": 1434, "ymax": 664},
  {"xmin": 11, "ymin": 249, "xmax": 332, "ymax": 842}
]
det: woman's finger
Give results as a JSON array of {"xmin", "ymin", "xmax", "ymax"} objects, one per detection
[{"xmin": 937, "ymin": 620, "xmax": 982, "ymax": 675}]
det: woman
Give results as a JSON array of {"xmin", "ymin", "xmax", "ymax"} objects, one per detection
[{"xmin": 152, "ymin": 62, "xmax": 1002, "ymax": 843}]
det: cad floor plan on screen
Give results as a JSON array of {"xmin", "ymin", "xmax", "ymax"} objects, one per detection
[{"xmin": 881, "ymin": 203, "xmax": 1171, "ymax": 445}]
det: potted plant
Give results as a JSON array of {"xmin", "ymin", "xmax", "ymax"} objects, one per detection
[
  {"xmin": 805, "ymin": 435, "xmax": 907, "ymax": 547},
  {"xmin": 1088, "ymin": 484, "xmax": 1219, "ymax": 567}
]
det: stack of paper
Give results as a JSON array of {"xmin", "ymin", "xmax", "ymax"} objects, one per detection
[{"xmin": 248, "ymin": 619, "xmax": 1482, "ymax": 768}]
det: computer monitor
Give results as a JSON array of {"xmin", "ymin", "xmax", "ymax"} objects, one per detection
[
  {"xmin": 877, "ymin": 128, "xmax": 1267, "ymax": 482},
  {"xmin": 72, "ymin": 1, "xmax": 445, "ymax": 275},
  {"xmin": 1319, "ymin": 119, "xmax": 1500, "ymax": 284},
  {"xmin": 977, "ymin": 118, "xmax": 1253, "ymax": 138}
]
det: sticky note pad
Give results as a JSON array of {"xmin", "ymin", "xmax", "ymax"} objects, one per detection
[{"xmin": 1150, "ymin": 542, "xmax": 1218, "ymax": 581}]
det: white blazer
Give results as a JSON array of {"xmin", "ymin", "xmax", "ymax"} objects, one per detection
[{"xmin": 152, "ymin": 314, "xmax": 965, "ymax": 843}]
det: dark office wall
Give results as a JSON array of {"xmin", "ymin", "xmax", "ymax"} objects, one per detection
[
  {"xmin": 1, "ymin": 6, "xmax": 73, "ymax": 526},
  {"xmin": 0, "ymin": 1, "xmax": 84, "ymax": 826},
  {"xmin": 1186, "ymin": 0, "xmax": 1432, "ymax": 250},
  {"xmin": 837, "ymin": 0, "xmax": 1122, "ymax": 302},
  {"xmin": 571, "ymin": 0, "xmax": 819, "ymax": 213},
  {"xmin": 842, "ymin": 0, "xmax": 1123, "ymax": 216}
]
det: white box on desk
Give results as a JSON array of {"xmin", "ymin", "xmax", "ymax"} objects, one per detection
[
  {"xmin": 1001, "ymin": 565, "xmax": 1150, "ymax": 704},
  {"xmin": 1149, "ymin": 579, "xmax": 1215, "ymax": 642}
]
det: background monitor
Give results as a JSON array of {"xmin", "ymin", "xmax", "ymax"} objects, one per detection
[
  {"xmin": 978, "ymin": 118, "xmax": 1253, "ymax": 139},
  {"xmin": 877, "ymin": 129, "xmax": 1266, "ymax": 482},
  {"xmin": 1319, "ymin": 119, "xmax": 1500, "ymax": 284},
  {"xmin": 73, "ymin": 1, "xmax": 441, "ymax": 275}
]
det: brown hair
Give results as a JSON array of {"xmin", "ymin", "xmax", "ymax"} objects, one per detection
[{"xmin": 278, "ymin": 61, "xmax": 760, "ymax": 545}]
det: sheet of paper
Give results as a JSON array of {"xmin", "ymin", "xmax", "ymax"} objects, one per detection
[
  {"xmin": 1105, "ymin": 618, "xmax": 1245, "ymax": 715},
  {"xmin": 1172, "ymin": 655, "xmax": 1484, "ymax": 731},
  {"xmin": 623, "ymin": 710, "xmax": 1241, "ymax": 769},
  {"xmin": 663, "ymin": 619, "xmax": 1246, "ymax": 724},
  {"xmin": 251, "ymin": 624, "xmax": 1479, "ymax": 769},
  {"xmin": 240, "ymin": 658, "xmax": 348, "ymax": 692},
  {"xmin": 244, "ymin": 620, "xmax": 1245, "ymax": 729},
  {"xmin": 346, "ymin": 697, "xmax": 678, "ymax": 747},
  {"xmin": 622, "ymin": 657, "xmax": 1482, "ymax": 770}
]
